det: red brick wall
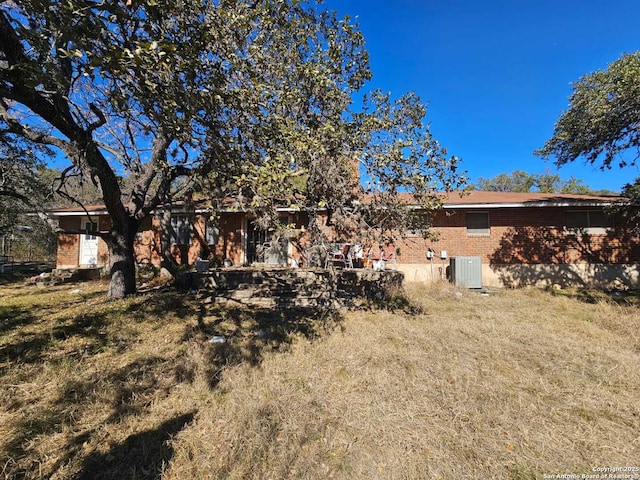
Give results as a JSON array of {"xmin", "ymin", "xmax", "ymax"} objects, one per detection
[
  {"xmin": 56, "ymin": 216, "xmax": 109, "ymax": 268},
  {"xmin": 58, "ymin": 212, "xmax": 245, "ymax": 269},
  {"xmin": 133, "ymin": 214, "xmax": 232, "ymax": 267},
  {"xmin": 57, "ymin": 206, "xmax": 640, "ymax": 270},
  {"xmin": 56, "ymin": 233, "xmax": 78, "ymax": 267},
  {"xmin": 134, "ymin": 215, "xmax": 162, "ymax": 266},
  {"xmin": 97, "ymin": 215, "xmax": 109, "ymax": 266},
  {"xmin": 211, "ymin": 213, "xmax": 244, "ymax": 265},
  {"xmin": 187, "ymin": 215, "xmax": 208, "ymax": 265},
  {"xmin": 394, "ymin": 207, "xmax": 640, "ymax": 266}
]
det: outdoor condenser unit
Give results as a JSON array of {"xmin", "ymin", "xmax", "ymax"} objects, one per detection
[{"xmin": 449, "ymin": 256, "xmax": 482, "ymax": 289}]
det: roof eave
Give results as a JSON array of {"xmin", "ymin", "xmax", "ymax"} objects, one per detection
[{"xmin": 442, "ymin": 201, "xmax": 623, "ymax": 209}]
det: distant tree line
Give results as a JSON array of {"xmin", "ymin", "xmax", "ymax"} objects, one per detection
[{"xmin": 472, "ymin": 170, "xmax": 617, "ymax": 195}]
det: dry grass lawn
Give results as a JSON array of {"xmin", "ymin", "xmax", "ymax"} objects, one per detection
[{"xmin": 0, "ymin": 278, "xmax": 638, "ymax": 479}]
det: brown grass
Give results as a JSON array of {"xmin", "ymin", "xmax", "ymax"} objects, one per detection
[{"xmin": 1, "ymin": 279, "xmax": 638, "ymax": 479}]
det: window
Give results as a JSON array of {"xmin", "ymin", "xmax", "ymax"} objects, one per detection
[
  {"xmin": 171, "ymin": 215, "xmax": 193, "ymax": 245},
  {"xmin": 245, "ymin": 216, "xmax": 290, "ymax": 264},
  {"xmin": 205, "ymin": 221, "xmax": 219, "ymax": 245},
  {"xmin": 466, "ymin": 212, "xmax": 490, "ymax": 235},
  {"xmin": 84, "ymin": 221, "xmax": 97, "ymax": 240},
  {"xmin": 565, "ymin": 210, "xmax": 613, "ymax": 234}
]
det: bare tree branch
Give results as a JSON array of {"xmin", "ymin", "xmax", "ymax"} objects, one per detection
[
  {"xmin": 0, "ymin": 188, "xmax": 34, "ymax": 205},
  {"xmin": 0, "ymin": 100, "xmax": 72, "ymax": 153}
]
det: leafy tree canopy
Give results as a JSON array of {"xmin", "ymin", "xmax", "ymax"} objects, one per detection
[
  {"xmin": 0, "ymin": 125, "xmax": 54, "ymax": 234},
  {"xmin": 536, "ymin": 51, "xmax": 640, "ymax": 170},
  {"xmin": 0, "ymin": 0, "xmax": 464, "ymax": 296},
  {"xmin": 536, "ymin": 52, "xmax": 640, "ymax": 227},
  {"xmin": 1, "ymin": 0, "xmax": 372, "ymax": 295},
  {"xmin": 235, "ymin": 87, "xmax": 465, "ymax": 246}
]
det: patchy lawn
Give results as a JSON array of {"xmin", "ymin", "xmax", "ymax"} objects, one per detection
[{"xmin": 0, "ymin": 279, "xmax": 638, "ymax": 479}]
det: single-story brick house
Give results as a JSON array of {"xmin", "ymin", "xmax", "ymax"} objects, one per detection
[{"xmin": 47, "ymin": 191, "xmax": 640, "ymax": 288}]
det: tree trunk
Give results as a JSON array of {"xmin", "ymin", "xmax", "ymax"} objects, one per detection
[
  {"xmin": 304, "ymin": 208, "xmax": 326, "ymax": 267},
  {"xmin": 106, "ymin": 217, "xmax": 138, "ymax": 299},
  {"xmin": 159, "ymin": 209, "xmax": 177, "ymax": 275}
]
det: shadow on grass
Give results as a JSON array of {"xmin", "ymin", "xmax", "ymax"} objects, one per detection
[
  {"xmin": 185, "ymin": 303, "xmax": 344, "ymax": 389},
  {"xmin": 3, "ymin": 354, "xmax": 198, "ymax": 479},
  {"xmin": 57, "ymin": 356, "xmax": 172, "ymax": 422},
  {"xmin": 0, "ymin": 286, "xmax": 106, "ymax": 336},
  {"xmin": 0, "ymin": 272, "xmax": 31, "ymax": 287},
  {"xmin": 361, "ymin": 292, "xmax": 426, "ymax": 315},
  {"xmin": 0, "ymin": 306, "xmax": 38, "ymax": 335},
  {"xmin": 77, "ymin": 412, "xmax": 195, "ymax": 480},
  {"xmin": 0, "ymin": 306, "xmax": 111, "ymax": 369},
  {"xmin": 0, "ymin": 286, "xmax": 343, "ymax": 479},
  {"xmin": 126, "ymin": 287, "xmax": 196, "ymax": 322},
  {"xmin": 551, "ymin": 287, "xmax": 640, "ymax": 307}
]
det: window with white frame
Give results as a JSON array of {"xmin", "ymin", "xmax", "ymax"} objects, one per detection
[
  {"xmin": 205, "ymin": 220, "xmax": 219, "ymax": 245},
  {"xmin": 171, "ymin": 215, "xmax": 193, "ymax": 245},
  {"xmin": 84, "ymin": 221, "xmax": 97, "ymax": 240},
  {"xmin": 466, "ymin": 212, "xmax": 490, "ymax": 236},
  {"xmin": 565, "ymin": 210, "xmax": 613, "ymax": 234}
]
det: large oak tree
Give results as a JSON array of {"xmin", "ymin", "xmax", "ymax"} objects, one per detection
[
  {"xmin": 1, "ymin": 0, "xmax": 464, "ymax": 296},
  {"xmin": 0, "ymin": 0, "xmax": 371, "ymax": 296}
]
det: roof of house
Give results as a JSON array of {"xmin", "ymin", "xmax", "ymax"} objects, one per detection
[
  {"xmin": 46, "ymin": 204, "xmax": 111, "ymax": 216},
  {"xmin": 438, "ymin": 190, "xmax": 624, "ymax": 208},
  {"xmin": 46, "ymin": 191, "xmax": 627, "ymax": 216}
]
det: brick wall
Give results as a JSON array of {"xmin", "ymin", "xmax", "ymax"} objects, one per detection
[
  {"xmin": 394, "ymin": 207, "xmax": 640, "ymax": 266},
  {"xmin": 57, "ymin": 205, "xmax": 640, "ymax": 272},
  {"xmin": 211, "ymin": 213, "xmax": 244, "ymax": 265},
  {"xmin": 56, "ymin": 216, "xmax": 111, "ymax": 268},
  {"xmin": 56, "ymin": 228, "xmax": 79, "ymax": 268},
  {"xmin": 97, "ymin": 215, "xmax": 109, "ymax": 266},
  {"xmin": 134, "ymin": 215, "xmax": 162, "ymax": 266},
  {"xmin": 132, "ymin": 213, "xmax": 243, "ymax": 267}
]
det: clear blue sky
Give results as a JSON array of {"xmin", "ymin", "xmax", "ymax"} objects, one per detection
[{"xmin": 324, "ymin": 0, "xmax": 640, "ymax": 193}]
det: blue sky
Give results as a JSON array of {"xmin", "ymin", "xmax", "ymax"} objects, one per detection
[{"xmin": 324, "ymin": 0, "xmax": 640, "ymax": 192}]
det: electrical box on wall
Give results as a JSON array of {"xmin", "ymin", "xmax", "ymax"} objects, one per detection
[{"xmin": 449, "ymin": 256, "xmax": 482, "ymax": 289}]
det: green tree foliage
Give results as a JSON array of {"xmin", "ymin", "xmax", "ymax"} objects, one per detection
[
  {"xmin": 474, "ymin": 171, "xmax": 537, "ymax": 192},
  {"xmin": 536, "ymin": 51, "xmax": 640, "ymax": 224},
  {"xmin": 1, "ymin": 1, "xmax": 464, "ymax": 295},
  {"xmin": 474, "ymin": 170, "xmax": 597, "ymax": 194},
  {"xmin": 537, "ymin": 52, "xmax": 640, "ymax": 170},
  {"xmin": 236, "ymin": 87, "xmax": 465, "ymax": 246},
  {"xmin": 203, "ymin": 4, "xmax": 466, "ymax": 245},
  {"xmin": 0, "ymin": 127, "xmax": 56, "ymax": 258},
  {"xmin": 353, "ymin": 91, "xmax": 465, "ymax": 240},
  {"xmin": 0, "ymin": 0, "xmax": 365, "ymax": 296}
]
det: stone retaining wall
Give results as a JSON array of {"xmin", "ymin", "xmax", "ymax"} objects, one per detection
[{"xmin": 176, "ymin": 267, "xmax": 405, "ymax": 308}]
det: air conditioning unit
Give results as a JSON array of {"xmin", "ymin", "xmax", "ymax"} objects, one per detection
[{"xmin": 449, "ymin": 256, "xmax": 482, "ymax": 289}]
